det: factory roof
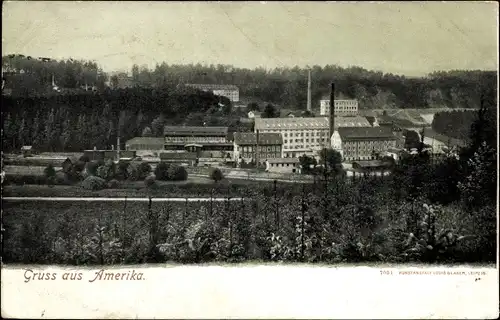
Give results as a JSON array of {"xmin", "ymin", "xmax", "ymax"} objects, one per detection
[
  {"xmin": 338, "ymin": 126, "xmax": 396, "ymax": 140},
  {"xmin": 266, "ymin": 157, "xmax": 300, "ymax": 164},
  {"xmin": 254, "ymin": 116, "xmax": 370, "ymax": 130},
  {"xmin": 233, "ymin": 132, "xmax": 282, "ymax": 145},
  {"xmin": 255, "ymin": 117, "xmax": 328, "ymax": 129},
  {"xmin": 125, "ymin": 137, "xmax": 164, "ymax": 146},
  {"xmin": 159, "ymin": 152, "xmax": 198, "ymax": 160},
  {"xmin": 164, "ymin": 126, "xmax": 228, "ymax": 136}
]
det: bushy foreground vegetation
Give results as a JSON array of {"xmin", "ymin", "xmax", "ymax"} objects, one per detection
[{"xmin": 2, "ymin": 172, "xmax": 495, "ymax": 265}]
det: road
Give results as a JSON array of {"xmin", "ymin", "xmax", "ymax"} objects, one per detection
[{"xmin": 3, "ymin": 197, "xmax": 245, "ymax": 202}]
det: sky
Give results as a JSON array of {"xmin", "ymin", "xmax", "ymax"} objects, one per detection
[{"xmin": 2, "ymin": 1, "xmax": 498, "ymax": 76}]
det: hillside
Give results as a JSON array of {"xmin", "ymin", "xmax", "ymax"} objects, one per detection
[{"xmin": 3, "ymin": 55, "xmax": 497, "ymax": 110}]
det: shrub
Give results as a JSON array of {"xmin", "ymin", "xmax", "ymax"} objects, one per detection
[
  {"xmin": 44, "ymin": 164, "xmax": 56, "ymax": 178},
  {"xmin": 96, "ymin": 162, "xmax": 116, "ymax": 181},
  {"xmin": 144, "ymin": 175, "xmax": 157, "ymax": 188},
  {"xmin": 168, "ymin": 165, "xmax": 188, "ymax": 181},
  {"xmin": 138, "ymin": 162, "xmax": 152, "ymax": 180},
  {"xmin": 154, "ymin": 162, "xmax": 171, "ymax": 180},
  {"xmin": 84, "ymin": 161, "xmax": 100, "ymax": 176},
  {"xmin": 73, "ymin": 160, "xmax": 86, "ymax": 172},
  {"xmin": 116, "ymin": 161, "xmax": 130, "ymax": 180},
  {"xmin": 107, "ymin": 179, "xmax": 120, "ymax": 189},
  {"xmin": 55, "ymin": 171, "xmax": 70, "ymax": 185},
  {"xmin": 79, "ymin": 155, "xmax": 90, "ymax": 163},
  {"xmin": 47, "ymin": 176, "xmax": 56, "ymax": 187},
  {"xmin": 80, "ymin": 176, "xmax": 107, "ymax": 191},
  {"xmin": 210, "ymin": 168, "xmax": 224, "ymax": 182}
]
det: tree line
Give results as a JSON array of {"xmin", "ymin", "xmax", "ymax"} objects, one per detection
[
  {"xmin": 3, "ymin": 55, "xmax": 497, "ymax": 110},
  {"xmin": 2, "ymin": 55, "xmax": 108, "ymax": 96},
  {"xmin": 123, "ymin": 63, "xmax": 497, "ymax": 110},
  {"xmin": 431, "ymin": 110, "xmax": 478, "ymax": 141}
]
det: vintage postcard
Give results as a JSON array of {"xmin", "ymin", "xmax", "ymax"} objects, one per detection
[{"xmin": 1, "ymin": 1, "xmax": 499, "ymax": 319}]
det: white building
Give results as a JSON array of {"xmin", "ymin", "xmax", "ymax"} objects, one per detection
[
  {"xmin": 320, "ymin": 99, "xmax": 359, "ymax": 116},
  {"xmin": 265, "ymin": 158, "xmax": 301, "ymax": 174},
  {"xmin": 254, "ymin": 116, "xmax": 371, "ymax": 158},
  {"xmin": 185, "ymin": 84, "xmax": 239, "ymax": 102}
]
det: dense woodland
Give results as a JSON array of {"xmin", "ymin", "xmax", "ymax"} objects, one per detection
[
  {"xmin": 1, "ymin": 86, "xmax": 246, "ymax": 152},
  {"xmin": 119, "ymin": 64, "xmax": 498, "ymax": 110},
  {"xmin": 431, "ymin": 110, "xmax": 479, "ymax": 141}
]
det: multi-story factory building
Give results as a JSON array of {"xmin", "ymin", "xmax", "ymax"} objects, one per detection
[
  {"xmin": 254, "ymin": 116, "xmax": 371, "ymax": 158},
  {"xmin": 337, "ymin": 126, "xmax": 397, "ymax": 161},
  {"xmin": 233, "ymin": 132, "xmax": 283, "ymax": 165},
  {"xmin": 320, "ymin": 99, "xmax": 359, "ymax": 116}
]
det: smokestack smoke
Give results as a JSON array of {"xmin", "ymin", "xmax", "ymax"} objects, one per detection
[
  {"xmin": 329, "ymin": 83, "xmax": 335, "ymax": 138},
  {"xmin": 307, "ymin": 69, "xmax": 312, "ymax": 112}
]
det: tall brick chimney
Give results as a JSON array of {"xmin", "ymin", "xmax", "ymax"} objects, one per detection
[
  {"xmin": 307, "ymin": 69, "xmax": 312, "ymax": 112},
  {"xmin": 329, "ymin": 83, "xmax": 335, "ymax": 138},
  {"xmin": 255, "ymin": 130, "xmax": 260, "ymax": 167}
]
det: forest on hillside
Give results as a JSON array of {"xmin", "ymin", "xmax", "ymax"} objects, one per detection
[
  {"xmin": 118, "ymin": 64, "xmax": 498, "ymax": 110},
  {"xmin": 431, "ymin": 110, "xmax": 479, "ymax": 141},
  {"xmin": 1, "ymin": 87, "xmax": 244, "ymax": 152},
  {"xmin": 3, "ymin": 55, "xmax": 497, "ymax": 110}
]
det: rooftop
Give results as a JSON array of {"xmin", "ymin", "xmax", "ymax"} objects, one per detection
[
  {"xmin": 164, "ymin": 126, "xmax": 228, "ymax": 136},
  {"xmin": 254, "ymin": 116, "xmax": 371, "ymax": 130},
  {"xmin": 352, "ymin": 160, "xmax": 390, "ymax": 169},
  {"xmin": 233, "ymin": 132, "xmax": 283, "ymax": 145},
  {"xmin": 185, "ymin": 83, "xmax": 239, "ymax": 91},
  {"xmin": 159, "ymin": 152, "xmax": 198, "ymax": 160},
  {"xmin": 320, "ymin": 97, "xmax": 359, "ymax": 103},
  {"xmin": 338, "ymin": 126, "xmax": 396, "ymax": 140},
  {"xmin": 267, "ymin": 157, "xmax": 300, "ymax": 164},
  {"xmin": 125, "ymin": 137, "xmax": 164, "ymax": 145}
]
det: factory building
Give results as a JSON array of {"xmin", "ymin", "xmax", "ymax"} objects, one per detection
[
  {"xmin": 320, "ymin": 99, "xmax": 359, "ymax": 116},
  {"xmin": 163, "ymin": 126, "xmax": 233, "ymax": 153},
  {"xmin": 254, "ymin": 116, "xmax": 371, "ymax": 158},
  {"xmin": 337, "ymin": 126, "xmax": 398, "ymax": 161},
  {"xmin": 233, "ymin": 132, "xmax": 283, "ymax": 165}
]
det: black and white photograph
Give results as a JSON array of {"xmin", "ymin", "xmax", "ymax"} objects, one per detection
[{"xmin": 1, "ymin": 1, "xmax": 498, "ymax": 319}]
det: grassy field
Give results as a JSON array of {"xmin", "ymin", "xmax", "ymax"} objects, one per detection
[{"xmin": 2, "ymin": 177, "xmax": 305, "ymax": 198}]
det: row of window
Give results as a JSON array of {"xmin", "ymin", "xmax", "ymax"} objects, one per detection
[
  {"xmin": 268, "ymin": 163, "xmax": 297, "ymax": 168},
  {"xmin": 240, "ymin": 153, "xmax": 279, "ymax": 159},
  {"xmin": 260, "ymin": 130, "xmax": 329, "ymax": 137},
  {"xmin": 237, "ymin": 145, "xmax": 280, "ymax": 152},
  {"xmin": 283, "ymin": 131, "xmax": 328, "ymax": 137},
  {"xmin": 344, "ymin": 141, "xmax": 394, "ymax": 151},
  {"xmin": 321, "ymin": 101, "xmax": 358, "ymax": 106},
  {"xmin": 284, "ymin": 138, "xmax": 328, "ymax": 144},
  {"xmin": 165, "ymin": 137, "xmax": 226, "ymax": 142},
  {"xmin": 343, "ymin": 156, "xmax": 379, "ymax": 161}
]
